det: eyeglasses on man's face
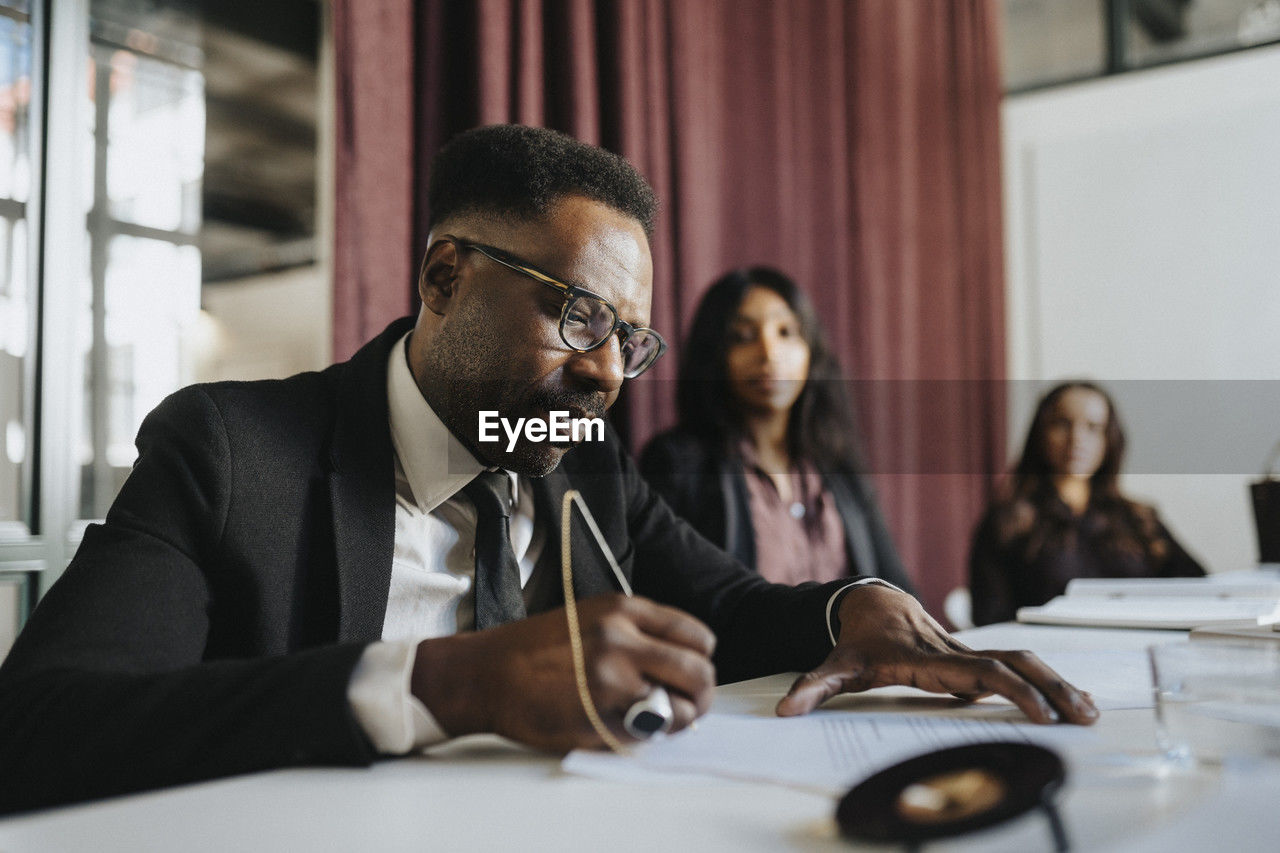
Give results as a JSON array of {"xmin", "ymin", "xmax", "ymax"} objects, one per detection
[{"xmin": 442, "ymin": 236, "xmax": 667, "ymax": 379}]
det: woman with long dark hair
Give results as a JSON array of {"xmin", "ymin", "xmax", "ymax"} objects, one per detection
[
  {"xmin": 968, "ymin": 381, "xmax": 1205, "ymax": 625},
  {"xmin": 639, "ymin": 267, "xmax": 913, "ymax": 590}
]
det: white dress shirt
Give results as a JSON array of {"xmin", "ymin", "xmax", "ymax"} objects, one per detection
[
  {"xmin": 346, "ymin": 332, "xmax": 898, "ymax": 753},
  {"xmin": 347, "ymin": 333, "xmax": 542, "ymax": 752}
]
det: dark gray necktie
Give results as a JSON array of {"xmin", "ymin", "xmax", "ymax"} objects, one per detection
[{"xmin": 463, "ymin": 471, "xmax": 527, "ymax": 630}]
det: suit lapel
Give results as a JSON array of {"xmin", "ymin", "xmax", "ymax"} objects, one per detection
[
  {"xmin": 532, "ymin": 466, "xmax": 616, "ymax": 602},
  {"xmin": 827, "ymin": 473, "xmax": 877, "ymax": 578},
  {"xmin": 328, "ymin": 319, "xmax": 412, "ymax": 643},
  {"xmin": 721, "ymin": 460, "xmax": 755, "ymax": 569},
  {"xmin": 325, "ymin": 319, "xmax": 622, "ymax": 639}
]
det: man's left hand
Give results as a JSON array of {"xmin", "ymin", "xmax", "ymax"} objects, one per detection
[{"xmin": 775, "ymin": 583, "xmax": 1099, "ymax": 725}]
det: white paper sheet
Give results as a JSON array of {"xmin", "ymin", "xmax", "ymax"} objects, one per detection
[
  {"xmin": 737, "ymin": 649, "xmax": 1157, "ymax": 714},
  {"xmin": 1064, "ymin": 577, "xmax": 1280, "ymax": 598},
  {"xmin": 1031, "ymin": 649, "xmax": 1156, "ymax": 710},
  {"xmin": 1017, "ymin": 596, "xmax": 1280, "ymax": 629},
  {"xmin": 563, "ymin": 710, "xmax": 1095, "ymax": 794},
  {"xmin": 953, "ymin": 623, "xmax": 1177, "ymax": 654}
]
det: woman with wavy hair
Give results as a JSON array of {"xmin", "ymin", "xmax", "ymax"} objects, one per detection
[
  {"xmin": 640, "ymin": 267, "xmax": 913, "ymax": 591},
  {"xmin": 968, "ymin": 381, "xmax": 1204, "ymax": 625}
]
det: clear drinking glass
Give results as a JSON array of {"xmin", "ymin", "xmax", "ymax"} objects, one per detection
[{"xmin": 1149, "ymin": 641, "xmax": 1280, "ymax": 766}]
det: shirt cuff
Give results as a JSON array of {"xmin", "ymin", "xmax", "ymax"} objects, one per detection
[
  {"xmin": 348, "ymin": 639, "xmax": 447, "ymax": 754},
  {"xmin": 825, "ymin": 578, "xmax": 905, "ymax": 646}
]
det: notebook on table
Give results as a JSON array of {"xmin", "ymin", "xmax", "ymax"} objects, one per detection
[{"xmin": 1016, "ymin": 577, "xmax": 1280, "ymax": 630}]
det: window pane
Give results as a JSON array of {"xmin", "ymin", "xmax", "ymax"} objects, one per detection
[
  {"xmin": 78, "ymin": 236, "xmax": 201, "ymax": 518},
  {"xmin": 0, "ymin": 574, "xmax": 25, "ymax": 661},
  {"xmin": 71, "ymin": 2, "xmax": 205, "ymax": 521},
  {"xmin": 0, "ymin": 2, "xmax": 32, "ymax": 536},
  {"xmin": 102, "ymin": 49, "xmax": 203, "ymax": 233},
  {"xmin": 68, "ymin": 2, "xmax": 322, "ymax": 524},
  {"xmin": 1128, "ymin": 0, "xmax": 1280, "ymax": 67},
  {"xmin": 1002, "ymin": 0, "xmax": 1108, "ymax": 91},
  {"xmin": 0, "ymin": 9, "xmax": 33, "ymax": 203},
  {"xmin": 0, "ymin": 217, "xmax": 29, "ymax": 534},
  {"xmin": 1, "ymin": 573, "xmax": 21, "ymax": 660}
]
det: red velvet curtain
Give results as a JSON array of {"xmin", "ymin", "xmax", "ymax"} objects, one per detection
[{"xmin": 333, "ymin": 0, "xmax": 1006, "ymax": 618}]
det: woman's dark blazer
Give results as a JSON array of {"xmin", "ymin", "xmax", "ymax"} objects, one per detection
[{"xmin": 639, "ymin": 429, "xmax": 916, "ymax": 594}]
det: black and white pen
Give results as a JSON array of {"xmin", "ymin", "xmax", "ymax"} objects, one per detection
[{"xmin": 564, "ymin": 490, "xmax": 674, "ymax": 739}]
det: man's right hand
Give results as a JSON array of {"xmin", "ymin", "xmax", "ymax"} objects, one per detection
[{"xmin": 410, "ymin": 593, "xmax": 716, "ymax": 752}]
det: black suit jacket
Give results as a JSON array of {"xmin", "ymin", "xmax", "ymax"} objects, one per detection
[
  {"xmin": 0, "ymin": 318, "xmax": 849, "ymax": 814},
  {"xmin": 639, "ymin": 429, "xmax": 916, "ymax": 595}
]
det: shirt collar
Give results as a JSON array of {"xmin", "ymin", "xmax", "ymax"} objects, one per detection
[{"xmin": 386, "ymin": 331, "xmax": 514, "ymax": 512}]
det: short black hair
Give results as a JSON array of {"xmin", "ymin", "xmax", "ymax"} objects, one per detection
[{"xmin": 427, "ymin": 124, "xmax": 656, "ymax": 236}]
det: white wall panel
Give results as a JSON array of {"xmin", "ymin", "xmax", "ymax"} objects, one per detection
[{"xmin": 1002, "ymin": 45, "xmax": 1280, "ymax": 573}]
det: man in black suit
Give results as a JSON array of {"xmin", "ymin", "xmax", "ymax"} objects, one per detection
[{"xmin": 0, "ymin": 125, "xmax": 1095, "ymax": 815}]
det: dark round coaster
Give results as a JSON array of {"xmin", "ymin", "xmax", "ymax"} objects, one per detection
[{"xmin": 836, "ymin": 741, "xmax": 1066, "ymax": 846}]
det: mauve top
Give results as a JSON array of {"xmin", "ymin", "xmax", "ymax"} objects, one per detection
[
  {"xmin": 968, "ymin": 492, "xmax": 1206, "ymax": 626},
  {"xmin": 738, "ymin": 441, "xmax": 849, "ymax": 585}
]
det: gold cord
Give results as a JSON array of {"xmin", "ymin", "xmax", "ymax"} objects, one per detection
[{"xmin": 561, "ymin": 489, "xmax": 629, "ymax": 754}]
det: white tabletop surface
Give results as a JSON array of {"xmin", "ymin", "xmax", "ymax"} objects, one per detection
[{"xmin": 0, "ymin": 623, "xmax": 1270, "ymax": 852}]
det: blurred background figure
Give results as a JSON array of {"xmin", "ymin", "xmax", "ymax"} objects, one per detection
[
  {"xmin": 640, "ymin": 267, "xmax": 914, "ymax": 592},
  {"xmin": 969, "ymin": 381, "xmax": 1205, "ymax": 626}
]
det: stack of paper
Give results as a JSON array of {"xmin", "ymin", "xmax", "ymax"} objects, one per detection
[
  {"xmin": 563, "ymin": 710, "xmax": 1095, "ymax": 794},
  {"xmin": 1016, "ymin": 577, "xmax": 1280, "ymax": 630},
  {"xmin": 1189, "ymin": 623, "xmax": 1280, "ymax": 644},
  {"xmin": 1063, "ymin": 578, "xmax": 1280, "ymax": 598}
]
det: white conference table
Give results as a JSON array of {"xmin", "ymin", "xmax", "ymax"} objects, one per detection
[{"xmin": 0, "ymin": 622, "xmax": 1274, "ymax": 853}]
